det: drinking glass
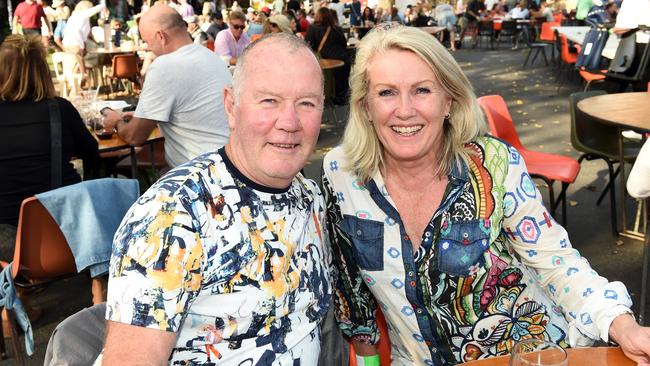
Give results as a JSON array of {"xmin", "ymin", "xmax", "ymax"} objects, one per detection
[{"xmin": 509, "ymin": 339, "xmax": 568, "ymax": 366}]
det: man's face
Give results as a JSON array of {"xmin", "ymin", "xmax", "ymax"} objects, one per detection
[
  {"xmin": 224, "ymin": 43, "xmax": 324, "ymax": 189},
  {"xmin": 139, "ymin": 21, "xmax": 165, "ymax": 56},
  {"xmin": 229, "ymin": 19, "xmax": 245, "ymax": 39}
]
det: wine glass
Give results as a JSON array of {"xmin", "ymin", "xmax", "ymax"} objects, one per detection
[{"xmin": 509, "ymin": 339, "xmax": 568, "ymax": 366}]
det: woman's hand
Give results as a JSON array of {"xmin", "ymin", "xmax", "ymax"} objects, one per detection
[{"xmin": 609, "ymin": 313, "xmax": 650, "ymax": 365}]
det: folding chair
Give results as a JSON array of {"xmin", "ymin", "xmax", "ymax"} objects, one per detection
[
  {"xmin": 478, "ymin": 95, "xmax": 581, "ymax": 226},
  {"xmin": 105, "ymin": 54, "xmax": 141, "ymax": 95},
  {"xmin": 51, "ymin": 52, "xmax": 84, "ymax": 98}
]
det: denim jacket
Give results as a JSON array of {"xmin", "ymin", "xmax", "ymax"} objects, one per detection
[{"xmin": 323, "ymin": 137, "xmax": 633, "ymax": 365}]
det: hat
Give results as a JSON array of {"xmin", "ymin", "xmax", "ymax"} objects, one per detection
[
  {"xmin": 260, "ymin": 6, "xmax": 271, "ymax": 16},
  {"xmin": 52, "ymin": 0, "xmax": 64, "ymax": 8},
  {"xmin": 268, "ymin": 14, "xmax": 292, "ymax": 33},
  {"xmin": 247, "ymin": 7, "xmax": 255, "ymax": 13},
  {"xmin": 184, "ymin": 15, "xmax": 199, "ymax": 24}
]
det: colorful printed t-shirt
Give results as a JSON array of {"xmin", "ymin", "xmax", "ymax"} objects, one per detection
[
  {"xmin": 106, "ymin": 148, "xmax": 332, "ymax": 365},
  {"xmin": 323, "ymin": 137, "xmax": 633, "ymax": 365}
]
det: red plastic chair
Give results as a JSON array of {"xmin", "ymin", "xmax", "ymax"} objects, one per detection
[
  {"xmin": 523, "ymin": 21, "xmax": 560, "ymax": 67},
  {"xmin": 578, "ymin": 69, "xmax": 606, "ymax": 91},
  {"xmin": 206, "ymin": 40, "xmax": 214, "ymax": 51},
  {"xmin": 348, "ymin": 308, "xmax": 391, "ymax": 366},
  {"xmin": 478, "ymin": 95, "xmax": 580, "ymax": 226}
]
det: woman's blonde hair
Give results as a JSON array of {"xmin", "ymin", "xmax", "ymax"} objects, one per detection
[
  {"xmin": 342, "ymin": 24, "xmax": 487, "ymax": 182},
  {"xmin": 0, "ymin": 34, "xmax": 56, "ymax": 102}
]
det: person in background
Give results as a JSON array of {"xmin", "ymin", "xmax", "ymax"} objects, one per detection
[
  {"xmin": 262, "ymin": 14, "xmax": 293, "ymax": 34},
  {"xmin": 0, "ymin": 34, "xmax": 97, "ymax": 261},
  {"xmin": 324, "ymin": 24, "xmax": 650, "ymax": 365},
  {"xmin": 185, "ymin": 14, "xmax": 208, "ymax": 45},
  {"xmin": 246, "ymin": 11, "xmax": 265, "ymax": 37},
  {"xmin": 609, "ymin": 0, "xmax": 650, "ymax": 91},
  {"xmin": 51, "ymin": 0, "xmax": 70, "ymax": 50},
  {"xmin": 436, "ymin": 0, "xmax": 458, "ymax": 50},
  {"xmin": 214, "ymin": 9, "xmax": 250, "ymax": 65},
  {"xmin": 101, "ymin": 4, "xmax": 231, "ymax": 168},
  {"xmin": 99, "ymin": 33, "xmax": 331, "ymax": 365},
  {"xmin": 361, "ymin": 6, "xmax": 375, "ymax": 25},
  {"xmin": 389, "ymin": 6, "xmax": 403, "ymax": 23},
  {"xmin": 509, "ymin": 0, "xmax": 530, "ymax": 18},
  {"xmin": 62, "ymin": 0, "xmax": 106, "ymax": 76},
  {"xmin": 176, "ymin": 0, "xmax": 194, "ymax": 17},
  {"xmin": 296, "ymin": 9, "xmax": 310, "ymax": 32},
  {"xmin": 460, "ymin": 0, "xmax": 485, "ymax": 46},
  {"xmin": 305, "ymin": 7, "xmax": 349, "ymax": 105},
  {"xmin": 12, "ymin": 0, "xmax": 52, "ymax": 36},
  {"xmin": 346, "ymin": 0, "xmax": 362, "ymax": 26},
  {"xmin": 328, "ymin": 0, "xmax": 345, "ymax": 25},
  {"xmin": 205, "ymin": 11, "xmax": 228, "ymax": 41}
]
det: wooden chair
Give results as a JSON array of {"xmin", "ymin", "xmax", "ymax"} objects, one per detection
[
  {"xmin": 0, "ymin": 197, "xmax": 106, "ymax": 364},
  {"xmin": 478, "ymin": 95, "xmax": 581, "ymax": 226},
  {"xmin": 348, "ymin": 308, "xmax": 391, "ymax": 366}
]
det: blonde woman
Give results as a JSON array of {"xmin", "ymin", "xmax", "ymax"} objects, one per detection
[{"xmin": 322, "ymin": 25, "xmax": 650, "ymax": 365}]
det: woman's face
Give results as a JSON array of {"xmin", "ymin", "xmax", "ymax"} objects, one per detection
[{"xmin": 365, "ymin": 49, "xmax": 452, "ymax": 165}]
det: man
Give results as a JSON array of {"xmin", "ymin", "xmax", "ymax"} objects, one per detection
[
  {"xmin": 214, "ymin": 9, "xmax": 249, "ymax": 65},
  {"xmin": 185, "ymin": 14, "xmax": 208, "ymax": 45},
  {"xmin": 101, "ymin": 33, "xmax": 331, "ymax": 365},
  {"xmin": 205, "ymin": 11, "xmax": 228, "ymax": 42},
  {"xmin": 102, "ymin": 4, "xmax": 231, "ymax": 168},
  {"xmin": 12, "ymin": 0, "xmax": 52, "ymax": 36},
  {"xmin": 459, "ymin": 0, "xmax": 485, "ymax": 47},
  {"xmin": 296, "ymin": 8, "xmax": 309, "ymax": 32}
]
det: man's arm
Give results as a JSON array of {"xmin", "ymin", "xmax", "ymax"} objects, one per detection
[
  {"xmin": 102, "ymin": 321, "xmax": 177, "ymax": 365},
  {"xmin": 102, "ymin": 110, "xmax": 159, "ymax": 146}
]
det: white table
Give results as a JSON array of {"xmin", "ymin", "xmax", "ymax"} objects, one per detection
[{"xmin": 552, "ymin": 25, "xmax": 619, "ymax": 59}]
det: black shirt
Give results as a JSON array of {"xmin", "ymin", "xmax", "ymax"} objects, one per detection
[
  {"xmin": 305, "ymin": 24, "xmax": 349, "ymax": 62},
  {"xmin": 206, "ymin": 22, "xmax": 228, "ymax": 40},
  {"xmin": 465, "ymin": 0, "xmax": 486, "ymax": 21},
  {"xmin": 0, "ymin": 97, "xmax": 98, "ymax": 226}
]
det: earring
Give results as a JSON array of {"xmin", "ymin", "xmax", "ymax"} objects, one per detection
[{"xmin": 444, "ymin": 113, "xmax": 451, "ymax": 120}]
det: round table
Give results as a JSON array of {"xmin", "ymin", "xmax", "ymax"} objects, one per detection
[{"xmin": 319, "ymin": 58, "xmax": 345, "ymax": 70}]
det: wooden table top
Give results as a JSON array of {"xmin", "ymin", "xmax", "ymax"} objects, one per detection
[
  {"xmin": 319, "ymin": 58, "xmax": 345, "ymax": 70},
  {"xmin": 459, "ymin": 347, "xmax": 634, "ymax": 366},
  {"xmin": 96, "ymin": 127, "xmax": 163, "ymax": 153},
  {"xmin": 577, "ymin": 92, "xmax": 650, "ymax": 133},
  {"xmin": 91, "ymin": 47, "xmax": 142, "ymax": 54}
]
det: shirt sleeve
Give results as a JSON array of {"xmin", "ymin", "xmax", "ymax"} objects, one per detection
[
  {"xmin": 322, "ymin": 164, "xmax": 380, "ymax": 345},
  {"xmin": 213, "ymin": 30, "xmax": 232, "ymax": 57},
  {"xmin": 106, "ymin": 186, "xmax": 205, "ymax": 332},
  {"xmin": 133, "ymin": 61, "xmax": 172, "ymax": 123},
  {"xmin": 502, "ymin": 145, "xmax": 633, "ymax": 346},
  {"xmin": 627, "ymin": 139, "xmax": 650, "ymax": 199},
  {"xmin": 614, "ymin": 0, "xmax": 638, "ymax": 29}
]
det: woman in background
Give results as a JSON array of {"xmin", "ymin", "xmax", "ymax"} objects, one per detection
[{"xmin": 0, "ymin": 35, "xmax": 97, "ymax": 261}]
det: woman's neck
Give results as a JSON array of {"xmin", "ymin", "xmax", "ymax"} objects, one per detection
[{"xmin": 381, "ymin": 153, "xmax": 443, "ymax": 188}]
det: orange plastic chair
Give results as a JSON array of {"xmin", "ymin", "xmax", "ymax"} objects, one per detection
[
  {"xmin": 0, "ymin": 197, "xmax": 78, "ymax": 365},
  {"xmin": 578, "ymin": 69, "xmax": 606, "ymax": 91},
  {"xmin": 555, "ymin": 34, "xmax": 580, "ymax": 91},
  {"xmin": 478, "ymin": 95, "xmax": 580, "ymax": 226},
  {"xmin": 250, "ymin": 34, "xmax": 263, "ymax": 42},
  {"xmin": 106, "ymin": 54, "xmax": 141, "ymax": 95},
  {"xmin": 206, "ymin": 40, "xmax": 214, "ymax": 51},
  {"xmin": 524, "ymin": 21, "xmax": 560, "ymax": 67},
  {"xmin": 348, "ymin": 308, "xmax": 391, "ymax": 366}
]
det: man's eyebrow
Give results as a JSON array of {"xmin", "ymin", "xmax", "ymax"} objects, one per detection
[{"xmin": 252, "ymin": 89, "xmax": 324, "ymax": 99}]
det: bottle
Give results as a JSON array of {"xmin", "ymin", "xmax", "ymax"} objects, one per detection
[
  {"xmin": 103, "ymin": 22, "xmax": 111, "ymax": 49},
  {"xmin": 115, "ymin": 30, "xmax": 121, "ymax": 48}
]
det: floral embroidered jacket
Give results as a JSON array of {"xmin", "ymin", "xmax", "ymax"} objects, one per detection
[{"xmin": 322, "ymin": 137, "xmax": 632, "ymax": 365}]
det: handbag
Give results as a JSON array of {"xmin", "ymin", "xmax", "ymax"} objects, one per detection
[
  {"xmin": 608, "ymin": 28, "xmax": 637, "ymax": 73},
  {"xmin": 576, "ymin": 25, "xmax": 609, "ymax": 71},
  {"xmin": 48, "ymin": 99, "xmax": 63, "ymax": 189},
  {"xmin": 316, "ymin": 26, "xmax": 331, "ymax": 59}
]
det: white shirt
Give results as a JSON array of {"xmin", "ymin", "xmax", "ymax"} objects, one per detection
[
  {"xmin": 509, "ymin": 6, "xmax": 529, "ymax": 19},
  {"xmin": 615, "ymin": 0, "xmax": 650, "ymax": 43},
  {"xmin": 627, "ymin": 139, "xmax": 650, "ymax": 198},
  {"xmin": 62, "ymin": 4, "xmax": 105, "ymax": 49}
]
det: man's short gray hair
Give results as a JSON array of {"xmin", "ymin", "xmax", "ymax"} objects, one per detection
[{"xmin": 231, "ymin": 33, "xmax": 323, "ymax": 104}]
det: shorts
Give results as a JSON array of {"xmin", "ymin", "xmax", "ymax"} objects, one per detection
[{"xmin": 54, "ymin": 20, "xmax": 67, "ymax": 39}]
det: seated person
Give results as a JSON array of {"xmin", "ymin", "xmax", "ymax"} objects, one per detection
[{"xmin": 214, "ymin": 10, "xmax": 250, "ymax": 65}]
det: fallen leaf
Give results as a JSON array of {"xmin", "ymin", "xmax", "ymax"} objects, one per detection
[
  {"xmin": 534, "ymin": 123, "xmax": 543, "ymax": 128},
  {"xmin": 552, "ymin": 120, "xmax": 560, "ymax": 124},
  {"xmin": 569, "ymin": 200, "xmax": 578, "ymax": 207},
  {"xmin": 586, "ymin": 185, "xmax": 598, "ymax": 192},
  {"xmin": 516, "ymin": 99, "xmax": 524, "ymax": 105},
  {"xmin": 522, "ymin": 112, "xmax": 528, "ymax": 116},
  {"xmin": 522, "ymin": 122, "xmax": 529, "ymax": 126}
]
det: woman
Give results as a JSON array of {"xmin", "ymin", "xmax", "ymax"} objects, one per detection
[
  {"xmin": 361, "ymin": 6, "xmax": 375, "ymax": 25},
  {"xmin": 262, "ymin": 14, "xmax": 293, "ymax": 34},
  {"xmin": 52, "ymin": 0, "xmax": 71, "ymax": 50},
  {"xmin": 305, "ymin": 7, "xmax": 350, "ymax": 105},
  {"xmin": 0, "ymin": 35, "xmax": 98, "ymax": 261},
  {"xmin": 322, "ymin": 25, "xmax": 650, "ymax": 365}
]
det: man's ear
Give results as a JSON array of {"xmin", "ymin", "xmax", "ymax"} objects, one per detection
[{"xmin": 223, "ymin": 86, "xmax": 237, "ymax": 129}]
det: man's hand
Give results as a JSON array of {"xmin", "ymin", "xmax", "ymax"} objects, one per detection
[
  {"xmin": 609, "ymin": 314, "xmax": 650, "ymax": 366},
  {"xmin": 102, "ymin": 321, "xmax": 177, "ymax": 365}
]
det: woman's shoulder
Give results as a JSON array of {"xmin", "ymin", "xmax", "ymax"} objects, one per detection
[
  {"xmin": 323, "ymin": 146, "xmax": 355, "ymax": 178},
  {"xmin": 323, "ymin": 145, "xmax": 347, "ymax": 164},
  {"xmin": 468, "ymin": 135, "xmax": 513, "ymax": 160}
]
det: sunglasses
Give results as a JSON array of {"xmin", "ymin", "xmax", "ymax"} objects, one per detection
[
  {"xmin": 270, "ymin": 23, "xmax": 278, "ymax": 27},
  {"xmin": 231, "ymin": 24, "xmax": 245, "ymax": 30}
]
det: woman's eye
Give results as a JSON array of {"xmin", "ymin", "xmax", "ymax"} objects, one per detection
[
  {"xmin": 378, "ymin": 89, "xmax": 395, "ymax": 97},
  {"xmin": 415, "ymin": 87, "xmax": 431, "ymax": 94}
]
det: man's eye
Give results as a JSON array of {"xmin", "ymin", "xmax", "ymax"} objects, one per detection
[
  {"xmin": 378, "ymin": 89, "xmax": 395, "ymax": 97},
  {"xmin": 415, "ymin": 87, "xmax": 431, "ymax": 94},
  {"xmin": 261, "ymin": 98, "xmax": 278, "ymax": 104},
  {"xmin": 298, "ymin": 100, "xmax": 317, "ymax": 108}
]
